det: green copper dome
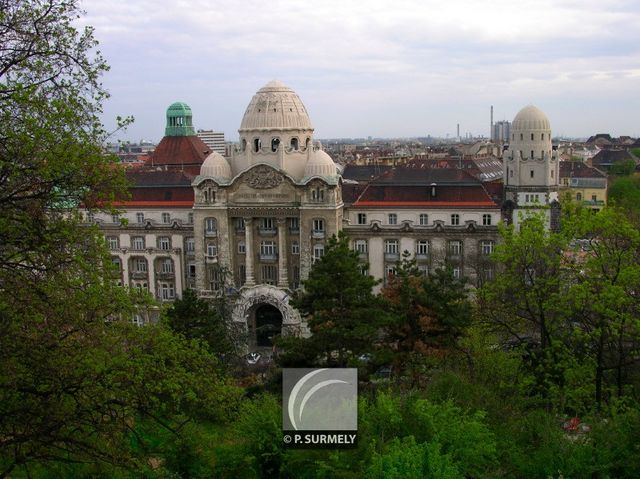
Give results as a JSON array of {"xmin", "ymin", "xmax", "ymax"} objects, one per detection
[{"xmin": 165, "ymin": 102, "xmax": 195, "ymax": 136}]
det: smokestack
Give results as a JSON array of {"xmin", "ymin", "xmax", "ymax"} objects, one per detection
[
  {"xmin": 457, "ymin": 123, "xmax": 460, "ymax": 139},
  {"xmin": 490, "ymin": 105, "xmax": 494, "ymax": 141}
]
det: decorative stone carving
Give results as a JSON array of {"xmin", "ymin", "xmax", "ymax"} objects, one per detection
[{"xmin": 244, "ymin": 165, "xmax": 283, "ymax": 189}]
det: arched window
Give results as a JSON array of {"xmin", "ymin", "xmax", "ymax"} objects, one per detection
[
  {"xmin": 241, "ymin": 139, "xmax": 247, "ymax": 151},
  {"xmin": 253, "ymin": 138, "xmax": 261, "ymax": 152},
  {"xmin": 531, "ymin": 133, "xmax": 534, "ymax": 140},
  {"xmin": 305, "ymin": 137, "xmax": 311, "ymax": 149},
  {"xmin": 271, "ymin": 137, "xmax": 280, "ymax": 152},
  {"xmin": 291, "ymin": 137, "xmax": 299, "ymax": 150}
]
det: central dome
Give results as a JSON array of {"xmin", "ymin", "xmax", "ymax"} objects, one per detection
[
  {"xmin": 512, "ymin": 105, "xmax": 551, "ymax": 131},
  {"xmin": 239, "ymin": 80, "xmax": 313, "ymax": 131}
]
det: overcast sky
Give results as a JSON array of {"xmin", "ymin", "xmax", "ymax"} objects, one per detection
[{"xmin": 81, "ymin": 0, "xmax": 640, "ymax": 142}]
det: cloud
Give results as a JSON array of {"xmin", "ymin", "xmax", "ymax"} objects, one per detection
[{"xmin": 81, "ymin": 0, "xmax": 640, "ymax": 139}]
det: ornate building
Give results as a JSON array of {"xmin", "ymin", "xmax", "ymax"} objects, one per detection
[
  {"xmin": 89, "ymin": 83, "xmax": 560, "ymax": 347},
  {"xmin": 502, "ymin": 105, "xmax": 560, "ymax": 229}
]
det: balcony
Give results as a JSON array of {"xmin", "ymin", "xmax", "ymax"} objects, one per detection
[
  {"xmin": 357, "ymin": 252, "xmax": 368, "ymax": 261},
  {"xmin": 155, "ymin": 271, "xmax": 175, "ymax": 280},
  {"xmin": 312, "ymin": 230, "xmax": 325, "ymax": 239},
  {"xmin": 204, "ymin": 230, "xmax": 217, "ymax": 238},
  {"xmin": 130, "ymin": 271, "xmax": 148, "ymax": 280},
  {"xmin": 205, "ymin": 255, "xmax": 218, "ymax": 263},
  {"xmin": 259, "ymin": 253, "xmax": 277, "ymax": 262},
  {"xmin": 415, "ymin": 253, "xmax": 429, "ymax": 261},
  {"xmin": 384, "ymin": 252, "xmax": 400, "ymax": 262},
  {"xmin": 258, "ymin": 227, "xmax": 277, "ymax": 236}
]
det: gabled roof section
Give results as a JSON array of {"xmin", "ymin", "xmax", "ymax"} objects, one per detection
[{"xmin": 560, "ymin": 160, "xmax": 606, "ymax": 179}]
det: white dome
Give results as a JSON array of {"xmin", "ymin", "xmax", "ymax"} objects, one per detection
[
  {"xmin": 239, "ymin": 80, "xmax": 313, "ymax": 131},
  {"xmin": 200, "ymin": 152, "xmax": 232, "ymax": 179},
  {"xmin": 304, "ymin": 149, "xmax": 337, "ymax": 178},
  {"xmin": 512, "ymin": 105, "xmax": 551, "ymax": 131}
]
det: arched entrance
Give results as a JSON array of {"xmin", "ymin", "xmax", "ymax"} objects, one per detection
[{"xmin": 254, "ymin": 304, "xmax": 282, "ymax": 347}]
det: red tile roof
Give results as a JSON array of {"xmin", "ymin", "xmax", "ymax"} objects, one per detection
[{"xmin": 147, "ymin": 136, "xmax": 210, "ymax": 167}]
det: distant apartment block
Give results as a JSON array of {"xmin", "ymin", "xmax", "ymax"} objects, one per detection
[
  {"xmin": 197, "ymin": 129, "xmax": 226, "ymax": 155},
  {"xmin": 493, "ymin": 121, "xmax": 511, "ymax": 143}
]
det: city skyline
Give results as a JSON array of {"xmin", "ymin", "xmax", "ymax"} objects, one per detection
[{"xmin": 82, "ymin": 0, "xmax": 640, "ymax": 142}]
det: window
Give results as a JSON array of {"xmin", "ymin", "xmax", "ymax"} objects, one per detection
[
  {"xmin": 136, "ymin": 212, "xmax": 144, "ymax": 223},
  {"xmin": 311, "ymin": 187, "xmax": 325, "ymax": 202},
  {"xmin": 481, "ymin": 240, "xmax": 494, "ymax": 256},
  {"xmin": 530, "ymin": 169, "xmax": 534, "ymax": 178},
  {"xmin": 162, "ymin": 212, "xmax": 171, "ymax": 224},
  {"xmin": 261, "ymin": 265, "xmax": 277, "ymax": 285},
  {"xmin": 388, "ymin": 213, "xmax": 397, "ymax": 225},
  {"xmin": 418, "ymin": 264, "xmax": 429, "ymax": 276},
  {"xmin": 292, "ymin": 266, "xmax": 300, "ymax": 289},
  {"xmin": 313, "ymin": 218, "xmax": 325, "ymax": 235},
  {"xmin": 134, "ymin": 258, "xmax": 147, "ymax": 273},
  {"xmin": 271, "ymin": 137, "xmax": 280, "ymax": 152},
  {"xmin": 188, "ymin": 263, "xmax": 196, "ymax": 278},
  {"xmin": 111, "ymin": 214, "xmax": 119, "ymax": 224},
  {"xmin": 188, "ymin": 212, "xmax": 194, "ymax": 224},
  {"xmin": 238, "ymin": 241, "xmax": 246, "ymax": 254},
  {"xmin": 449, "ymin": 240, "xmax": 462, "ymax": 256},
  {"xmin": 452, "ymin": 267, "xmax": 461, "ymax": 279},
  {"xmin": 236, "ymin": 218, "xmax": 246, "ymax": 232},
  {"xmin": 86, "ymin": 212, "xmax": 94, "ymax": 223},
  {"xmin": 261, "ymin": 218, "xmax": 274, "ymax": 230},
  {"xmin": 419, "ymin": 213, "xmax": 428, "ymax": 226},
  {"xmin": 238, "ymin": 264, "xmax": 246, "ymax": 285},
  {"xmin": 520, "ymin": 133, "xmax": 523, "ymax": 140},
  {"xmin": 385, "ymin": 239, "xmax": 399, "ymax": 254},
  {"xmin": 385, "ymin": 265, "xmax": 397, "ymax": 284},
  {"xmin": 289, "ymin": 217, "xmax": 300, "ymax": 232},
  {"xmin": 205, "ymin": 218, "xmax": 217, "ymax": 235},
  {"xmin": 160, "ymin": 282, "xmax": 175, "ymax": 300},
  {"xmin": 260, "ymin": 241, "xmax": 276, "ymax": 257},
  {"xmin": 531, "ymin": 133, "xmax": 534, "ymax": 141},
  {"xmin": 576, "ymin": 192, "xmax": 582, "ymax": 201},
  {"xmin": 209, "ymin": 267, "xmax": 223, "ymax": 291},
  {"xmin": 132, "ymin": 236, "xmax": 145, "ymax": 250},
  {"xmin": 592, "ymin": 194, "xmax": 597, "ymax": 202},
  {"xmin": 551, "ymin": 169, "xmax": 554, "ymax": 179},
  {"xmin": 482, "ymin": 214, "xmax": 492, "ymax": 226},
  {"xmin": 291, "ymin": 240, "xmax": 300, "ymax": 255},
  {"xmin": 203, "ymin": 188, "xmax": 215, "ymax": 203},
  {"xmin": 158, "ymin": 236, "xmax": 171, "ymax": 250},
  {"xmin": 253, "ymin": 138, "xmax": 261, "ymax": 152},
  {"xmin": 541, "ymin": 133, "xmax": 544, "ymax": 140},
  {"xmin": 416, "ymin": 240, "xmax": 429, "ymax": 256},
  {"xmin": 107, "ymin": 236, "xmax": 119, "ymax": 250},
  {"xmin": 357, "ymin": 213, "xmax": 367, "ymax": 225},
  {"xmin": 161, "ymin": 258, "xmax": 173, "ymax": 274},
  {"xmin": 185, "ymin": 237, "xmax": 195, "ymax": 252},
  {"xmin": 451, "ymin": 214, "xmax": 460, "ymax": 226},
  {"xmin": 354, "ymin": 239, "xmax": 368, "ymax": 254},
  {"xmin": 291, "ymin": 137, "xmax": 299, "ymax": 150},
  {"xmin": 313, "ymin": 244, "xmax": 325, "ymax": 262},
  {"xmin": 207, "ymin": 243, "xmax": 217, "ymax": 257}
]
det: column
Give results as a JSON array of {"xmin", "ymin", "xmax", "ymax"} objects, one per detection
[
  {"xmin": 146, "ymin": 252, "xmax": 156, "ymax": 298},
  {"xmin": 244, "ymin": 217, "xmax": 255, "ymax": 286},
  {"xmin": 277, "ymin": 217, "xmax": 288, "ymax": 287},
  {"xmin": 121, "ymin": 252, "xmax": 129, "ymax": 287}
]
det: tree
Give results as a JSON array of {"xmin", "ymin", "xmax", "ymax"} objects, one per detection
[
  {"xmin": 476, "ymin": 213, "xmax": 572, "ymax": 402},
  {"xmin": 285, "ymin": 231, "xmax": 386, "ymax": 367},
  {"xmin": 381, "ymin": 253, "xmax": 471, "ymax": 381},
  {"xmin": 165, "ymin": 288, "xmax": 243, "ymax": 362},
  {"xmin": 0, "ymin": 2, "xmax": 237, "ymax": 475}
]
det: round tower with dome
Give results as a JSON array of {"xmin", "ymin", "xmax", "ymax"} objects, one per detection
[
  {"xmin": 192, "ymin": 80, "xmax": 342, "ymax": 346},
  {"xmin": 503, "ymin": 105, "xmax": 560, "ymax": 229}
]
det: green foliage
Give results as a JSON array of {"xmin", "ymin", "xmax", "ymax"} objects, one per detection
[
  {"xmin": 288, "ymin": 231, "xmax": 387, "ymax": 367},
  {"xmin": 609, "ymin": 159, "xmax": 636, "ymax": 176},
  {"xmin": 381, "ymin": 255, "xmax": 471, "ymax": 379},
  {"xmin": 165, "ymin": 288, "xmax": 242, "ymax": 361},
  {"xmin": 608, "ymin": 175, "xmax": 640, "ymax": 214}
]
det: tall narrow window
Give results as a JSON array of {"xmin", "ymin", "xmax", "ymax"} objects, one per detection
[
  {"xmin": 162, "ymin": 212, "xmax": 170, "ymax": 224},
  {"xmin": 388, "ymin": 213, "xmax": 397, "ymax": 225},
  {"xmin": 451, "ymin": 214, "xmax": 460, "ymax": 226},
  {"xmin": 136, "ymin": 212, "xmax": 144, "ymax": 223},
  {"xmin": 271, "ymin": 137, "xmax": 280, "ymax": 152},
  {"xmin": 419, "ymin": 213, "xmax": 428, "ymax": 225},
  {"xmin": 313, "ymin": 244, "xmax": 325, "ymax": 262},
  {"xmin": 254, "ymin": 138, "xmax": 261, "ymax": 152},
  {"xmin": 291, "ymin": 137, "xmax": 299, "ymax": 150}
]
